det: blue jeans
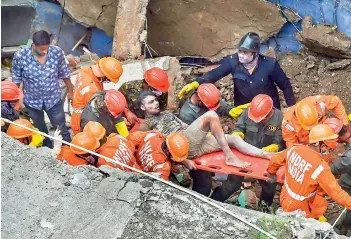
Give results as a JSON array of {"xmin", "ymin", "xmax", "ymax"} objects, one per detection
[{"xmin": 25, "ymin": 100, "xmax": 71, "ymax": 148}]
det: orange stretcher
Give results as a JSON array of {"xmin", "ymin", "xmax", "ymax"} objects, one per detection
[{"xmin": 193, "ymin": 148, "xmax": 285, "ymax": 183}]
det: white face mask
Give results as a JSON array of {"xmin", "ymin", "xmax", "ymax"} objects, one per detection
[
  {"xmin": 238, "ymin": 53, "xmax": 254, "ymax": 64},
  {"xmin": 152, "ymin": 90, "xmax": 163, "ymax": 97}
]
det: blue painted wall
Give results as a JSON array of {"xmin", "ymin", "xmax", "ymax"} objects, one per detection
[{"xmin": 266, "ymin": 0, "xmax": 351, "ymax": 53}]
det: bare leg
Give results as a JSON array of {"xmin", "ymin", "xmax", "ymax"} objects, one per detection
[
  {"xmin": 226, "ymin": 135, "xmax": 273, "ymax": 159},
  {"xmin": 199, "ymin": 111, "xmax": 251, "ymax": 168}
]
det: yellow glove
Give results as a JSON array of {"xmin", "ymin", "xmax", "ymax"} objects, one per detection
[
  {"xmin": 207, "ymin": 132, "xmax": 212, "ymax": 137},
  {"xmin": 262, "ymin": 144, "xmax": 279, "ymax": 153},
  {"xmin": 229, "ymin": 103, "xmax": 251, "ymax": 119},
  {"xmin": 232, "ymin": 131, "xmax": 245, "ymax": 139},
  {"xmin": 178, "ymin": 81, "xmax": 199, "ymax": 99},
  {"xmin": 318, "ymin": 215, "xmax": 327, "ymax": 222},
  {"xmin": 29, "ymin": 128, "xmax": 45, "ymax": 147},
  {"xmin": 348, "ymin": 113, "xmax": 351, "ymax": 122},
  {"xmin": 115, "ymin": 121, "xmax": 129, "ymax": 137}
]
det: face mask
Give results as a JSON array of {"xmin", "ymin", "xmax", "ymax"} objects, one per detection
[
  {"xmin": 152, "ymin": 90, "xmax": 163, "ymax": 97},
  {"xmin": 238, "ymin": 53, "xmax": 254, "ymax": 64}
]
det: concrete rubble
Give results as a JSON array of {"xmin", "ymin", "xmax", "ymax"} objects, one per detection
[
  {"xmin": 1, "ymin": 133, "xmax": 341, "ymax": 239},
  {"xmin": 112, "ymin": 0, "xmax": 150, "ymax": 60},
  {"xmin": 297, "ymin": 16, "xmax": 351, "ymax": 59},
  {"xmin": 57, "ymin": 0, "xmax": 119, "ymax": 36},
  {"xmin": 146, "ymin": 0, "xmax": 285, "ymax": 58}
]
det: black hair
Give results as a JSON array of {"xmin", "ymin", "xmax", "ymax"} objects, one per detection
[
  {"xmin": 33, "ymin": 30, "xmax": 51, "ymax": 46},
  {"xmin": 136, "ymin": 90, "xmax": 156, "ymax": 110}
]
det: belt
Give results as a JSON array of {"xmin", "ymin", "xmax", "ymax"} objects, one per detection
[
  {"xmin": 285, "ymin": 180, "xmax": 316, "ymax": 201},
  {"xmin": 72, "ymin": 107, "xmax": 84, "ymax": 114}
]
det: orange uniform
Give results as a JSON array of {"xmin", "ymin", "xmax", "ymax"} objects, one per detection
[
  {"xmin": 268, "ymin": 145, "xmax": 351, "ymax": 218},
  {"xmin": 96, "ymin": 133, "xmax": 141, "ymax": 171},
  {"xmin": 282, "ymin": 95, "xmax": 348, "ymax": 148},
  {"xmin": 128, "ymin": 131, "xmax": 171, "ymax": 180},
  {"xmin": 71, "ymin": 67, "xmax": 104, "ymax": 135},
  {"xmin": 56, "ymin": 145, "xmax": 89, "ymax": 166}
]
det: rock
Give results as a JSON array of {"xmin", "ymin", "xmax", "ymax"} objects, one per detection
[
  {"xmin": 147, "ymin": 0, "xmax": 285, "ymax": 58},
  {"xmin": 112, "ymin": 0, "xmax": 150, "ymax": 60},
  {"xmin": 306, "ymin": 62, "xmax": 315, "ymax": 69},
  {"xmin": 1, "ymin": 67, "xmax": 11, "ymax": 80},
  {"xmin": 282, "ymin": 7, "xmax": 302, "ymax": 23},
  {"xmin": 297, "ymin": 16, "xmax": 351, "ymax": 58},
  {"xmin": 1, "ymin": 133, "xmax": 341, "ymax": 238},
  {"xmin": 297, "ymin": 225, "xmax": 315, "ymax": 239},
  {"xmin": 326, "ymin": 59, "xmax": 351, "ymax": 71},
  {"xmin": 57, "ymin": 0, "xmax": 119, "ymax": 36}
]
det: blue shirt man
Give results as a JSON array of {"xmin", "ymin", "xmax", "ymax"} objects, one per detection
[{"xmin": 12, "ymin": 30, "xmax": 73, "ymax": 148}]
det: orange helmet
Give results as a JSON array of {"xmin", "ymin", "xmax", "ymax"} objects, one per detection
[
  {"xmin": 144, "ymin": 67, "xmax": 170, "ymax": 93},
  {"xmin": 166, "ymin": 133, "xmax": 189, "ymax": 162},
  {"xmin": 197, "ymin": 84, "xmax": 221, "ymax": 110},
  {"xmin": 248, "ymin": 94, "xmax": 273, "ymax": 123},
  {"xmin": 1, "ymin": 81, "xmax": 23, "ymax": 101},
  {"xmin": 70, "ymin": 132, "xmax": 100, "ymax": 155},
  {"xmin": 98, "ymin": 57, "xmax": 123, "ymax": 83},
  {"xmin": 7, "ymin": 119, "xmax": 34, "ymax": 139},
  {"xmin": 323, "ymin": 118, "xmax": 343, "ymax": 134},
  {"xmin": 309, "ymin": 124, "xmax": 338, "ymax": 148},
  {"xmin": 104, "ymin": 90, "xmax": 127, "ymax": 118},
  {"xmin": 295, "ymin": 101, "xmax": 319, "ymax": 130},
  {"xmin": 83, "ymin": 121, "xmax": 106, "ymax": 140}
]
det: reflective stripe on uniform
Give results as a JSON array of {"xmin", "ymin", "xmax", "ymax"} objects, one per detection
[
  {"xmin": 152, "ymin": 163, "xmax": 165, "ymax": 172},
  {"xmin": 80, "ymin": 85, "xmax": 90, "ymax": 96},
  {"xmin": 311, "ymin": 165, "xmax": 324, "ymax": 180},
  {"xmin": 285, "ymin": 180, "xmax": 316, "ymax": 201},
  {"xmin": 284, "ymin": 123, "xmax": 295, "ymax": 132},
  {"xmin": 72, "ymin": 107, "xmax": 84, "ymax": 114},
  {"xmin": 144, "ymin": 132, "xmax": 157, "ymax": 142}
]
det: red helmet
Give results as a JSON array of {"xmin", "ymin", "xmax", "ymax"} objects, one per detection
[
  {"xmin": 323, "ymin": 118, "xmax": 343, "ymax": 134},
  {"xmin": 144, "ymin": 67, "xmax": 170, "ymax": 93},
  {"xmin": 248, "ymin": 94, "xmax": 273, "ymax": 123},
  {"xmin": 197, "ymin": 84, "xmax": 221, "ymax": 110},
  {"xmin": 104, "ymin": 90, "xmax": 127, "ymax": 118},
  {"xmin": 1, "ymin": 81, "xmax": 23, "ymax": 101}
]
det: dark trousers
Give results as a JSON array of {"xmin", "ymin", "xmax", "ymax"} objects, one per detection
[
  {"xmin": 339, "ymin": 174, "xmax": 351, "ymax": 226},
  {"xmin": 259, "ymin": 179, "xmax": 277, "ymax": 205},
  {"xmin": 25, "ymin": 100, "xmax": 71, "ymax": 148},
  {"xmin": 190, "ymin": 169, "xmax": 244, "ymax": 202}
]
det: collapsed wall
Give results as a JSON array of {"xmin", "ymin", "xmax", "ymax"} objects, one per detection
[{"xmin": 1, "ymin": 133, "xmax": 340, "ymax": 239}]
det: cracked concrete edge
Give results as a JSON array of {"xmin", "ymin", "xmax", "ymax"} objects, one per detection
[{"xmin": 1, "ymin": 133, "xmax": 340, "ymax": 239}]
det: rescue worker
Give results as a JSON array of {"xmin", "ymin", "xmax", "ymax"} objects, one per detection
[
  {"xmin": 267, "ymin": 124, "xmax": 351, "ymax": 219},
  {"xmin": 56, "ymin": 132, "xmax": 93, "ymax": 166},
  {"xmin": 127, "ymin": 130, "xmax": 190, "ymax": 180},
  {"xmin": 137, "ymin": 91, "xmax": 273, "ymax": 200},
  {"xmin": 178, "ymin": 32, "xmax": 296, "ymax": 110},
  {"xmin": 282, "ymin": 95, "xmax": 349, "ymax": 148},
  {"xmin": 179, "ymin": 83, "xmax": 250, "ymax": 125},
  {"xmin": 6, "ymin": 119, "xmax": 45, "ymax": 147},
  {"xmin": 83, "ymin": 121, "xmax": 141, "ymax": 170},
  {"xmin": 80, "ymin": 89, "xmax": 129, "ymax": 137},
  {"xmin": 70, "ymin": 57, "xmax": 130, "ymax": 134},
  {"xmin": 120, "ymin": 67, "xmax": 170, "ymax": 118},
  {"xmin": 1, "ymin": 81, "xmax": 23, "ymax": 132},
  {"xmin": 232, "ymin": 94, "xmax": 284, "ymax": 212}
]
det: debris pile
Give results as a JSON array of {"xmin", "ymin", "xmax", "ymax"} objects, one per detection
[{"xmin": 1, "ymin": 133, "xmax": 341, "ymax": 239}]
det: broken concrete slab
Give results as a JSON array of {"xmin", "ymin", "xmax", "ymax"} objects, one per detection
[
  {"xmin": 326, "ymin": 59, "xmax": 351, "ymax": 71},
  {"xmin": 146, "ymin": 0, "xmax": 286, "ymax": 58},
  {"xmin": 57, "ymin": 0, "xmax": 119, "ymax": 36},
  {"xmin": 1, "ymin": 133, "xmax": 341, "ymax": 238},
  {"xmin": 112, "ymin": 0, "xmax": 149, "ymax": 60},
  {"xmin": 297, "ymin": 16, "xmax": 351, "ymax": 58}
]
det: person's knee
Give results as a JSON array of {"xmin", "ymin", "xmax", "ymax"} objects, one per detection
[{"xmin": 203, "ymin": 111, "xmax": 219, "ymax": 119}]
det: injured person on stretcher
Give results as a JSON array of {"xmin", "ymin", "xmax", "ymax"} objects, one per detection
[{"xmin": 136, "ymin": 90, "xmax": 273, "ymax": 200}]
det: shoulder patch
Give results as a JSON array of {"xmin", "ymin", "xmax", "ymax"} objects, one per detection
[{"xmin": 285, "ymin": 123, "xmax": 295, "ymax": 132}]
